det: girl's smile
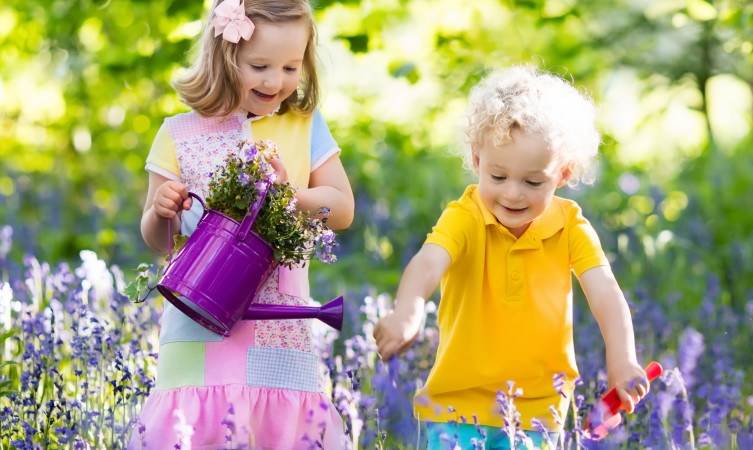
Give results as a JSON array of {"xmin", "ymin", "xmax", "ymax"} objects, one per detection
[{"xmin": 252, "ymin": 89, "xmax": 278, "ymax": 101}]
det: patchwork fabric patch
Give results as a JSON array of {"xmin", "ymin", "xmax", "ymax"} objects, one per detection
[
  {"xmin": 155, "ymin": 341, "xmax": 206, "ymax": 390},
  {"xmin": 246, "ymin": 346, "xmax": 319, "ymax": 393}
]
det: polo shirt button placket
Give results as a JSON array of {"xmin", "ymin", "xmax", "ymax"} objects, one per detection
[{"xmin": 506, "ymin": 252, "xmax": 525, "ymax": 302}]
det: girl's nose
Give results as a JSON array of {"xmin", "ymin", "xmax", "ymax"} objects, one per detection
[{"xmin": 263, "ymin": 71, "xmax": 283, "ymax": 92}]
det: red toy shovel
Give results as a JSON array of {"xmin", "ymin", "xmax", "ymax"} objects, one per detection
[{"xmin": 584, "ymin": 361, "xmax": 663, "ymax": 440}]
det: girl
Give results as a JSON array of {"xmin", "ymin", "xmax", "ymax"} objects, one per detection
[
  {"xmin": 130, "ymin": 0, "xmax": 353, "ymax": 448},
  {"xmin": 373, "ymin": 66, "xmax": 649, "ymax": 449}
]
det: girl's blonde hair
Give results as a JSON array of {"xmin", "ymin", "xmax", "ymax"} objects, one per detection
[
  {"xmin": 461, "ymin": 66, "xmax": 600, "ymax": 185},
  {"xmin": 174, "ymin": 0, "xmax": 319, "ymax": 117}
]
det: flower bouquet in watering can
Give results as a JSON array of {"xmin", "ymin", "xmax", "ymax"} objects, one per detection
[{"xmin": 128, "ymin": 140, "xmax": 343, "ymax": 336}]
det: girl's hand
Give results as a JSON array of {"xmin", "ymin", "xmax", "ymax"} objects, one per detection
[
  {"xmin": 608, "ymin": 361, "xmax": 650, "ymax": 413},
  {"xmin": 373, "ymin": 310, "xmax": 423, "ymax": 362},
  {"xmin": 266, "ymin": 153, "xmax": 288, "ymax": 184},
  {"xmin": 152, "ymin": 181, "xmax": 191, "ymax": 219}
]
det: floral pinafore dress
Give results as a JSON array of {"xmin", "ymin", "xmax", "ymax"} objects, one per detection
[{"xmin": 128, "ymin": 110, "xmax": 346, "ymax": 450}]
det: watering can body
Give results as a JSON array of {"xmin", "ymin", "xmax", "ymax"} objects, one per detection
[
  {"xmin": 157, "ymin": 191, "xmax": 343, "ymax": 336},
  {"xmin": 157, "ymin": 203, "xmax": 278, "ymax": 336}
]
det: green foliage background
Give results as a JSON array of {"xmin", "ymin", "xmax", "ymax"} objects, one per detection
[
  {"xmin": 1, "ymin": 0, "xmax": 752, "ymax": 321},
  {"xmin": 2, "ymin": 0, "xmax": 753, "ymax": 446}
]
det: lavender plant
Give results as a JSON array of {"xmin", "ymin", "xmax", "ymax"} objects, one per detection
[
  {"xmin": 0, "ymin": 247, "xmax": 158, "ymax": 448},
  {"xmin": 3, "ymin": 202, "xmax": 753, "ymax": 449}
]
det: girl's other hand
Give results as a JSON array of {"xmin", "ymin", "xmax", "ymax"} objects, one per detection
[
  {"xmin": 153, "ymin": 181, "xmax": 191, "ymax": 219},
  {"xmin": 609, "ymin": 361, "xmax": 650, "ymax": 413},
  {"xmin": 267, "ymin": 153, "xmax": 288, "ymax": 184}
]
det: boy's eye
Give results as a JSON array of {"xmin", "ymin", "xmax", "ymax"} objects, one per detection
[
  {"xmin": 491, "ymin": 175, "xmax": 506, "ymax": 181},
  {"xmin": 526, "ymin": 180, "xmax": 543, "ymax": 186}
]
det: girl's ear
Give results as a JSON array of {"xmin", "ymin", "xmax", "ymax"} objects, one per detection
[{"xmin": 557, "ymin": 163, "xmax": 573, "ymax": 188}]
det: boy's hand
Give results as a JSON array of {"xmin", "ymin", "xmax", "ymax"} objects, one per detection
[
  {"xmin": 608, "ymin": 360, "xmax": 650, "ymax": 413},
  {"xmin": 373, "ymin": 310, "xmax": 422, "ymax": 362},
  {"xmin": 153, "ymin": 181, "xmax": 191, "ymax": 219}
]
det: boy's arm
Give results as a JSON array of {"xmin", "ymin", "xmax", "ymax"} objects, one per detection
[
  {"xmin": 580, "ymin": 265, "xmax": 649, "ymax": 412},
  {"xmin": 373, "ymin": 243, "xmax": 451, "ymax": 362}
]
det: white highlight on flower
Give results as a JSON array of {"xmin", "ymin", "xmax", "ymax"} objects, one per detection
[
  {"xmin": 173, "ymin": 409, "xmax": 194, "ymax": 449},
  {"xmin": 0, "ymin": 282, "xmax": 13, "ymax": 331},
  {"xmin": 76, "ymin": 250, "xmax": 114, "ymax": 303}
]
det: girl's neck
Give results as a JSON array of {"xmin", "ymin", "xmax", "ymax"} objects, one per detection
[{"xmin": 241, "ymin": 103, "xmax": 281, "ymax": 120}]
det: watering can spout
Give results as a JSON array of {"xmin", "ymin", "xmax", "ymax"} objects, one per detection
[
  {"xmin": 317, "ymin": 295, "xmax": 344, "ymax": 330},
  {"xmin": 243, "ymin": 295, "xmax": 344, "ymax": 331}
]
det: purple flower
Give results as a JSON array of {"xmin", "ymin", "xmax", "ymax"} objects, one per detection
[{"xmin": 238, "ymin": 173, "xmax": 251, "ymax": 186}]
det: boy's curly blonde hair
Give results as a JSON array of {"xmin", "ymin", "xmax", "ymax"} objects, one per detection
[{"xmin": 461, "ymin": 66, "xmax": 600, "ymax": 186}]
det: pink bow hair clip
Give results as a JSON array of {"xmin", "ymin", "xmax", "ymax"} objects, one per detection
[{"xmin": 211, "ymin": 0, "xmax": 255, "ymax": 44}]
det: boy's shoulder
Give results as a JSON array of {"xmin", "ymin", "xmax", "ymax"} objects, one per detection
[
  {"xmin": 450, "ymin": 185, "xmax": 488, "ymax": 220},
  {"xmin": 551, "ymin": 195, "xmax": 580, "ymax": 211},
  {"xmin": 547, "ymin": 196, "xmax": 587, "ymax": 222},
  {"xmin": 431, "ymin": 185, "xmax": 486, "ymax": 230}
]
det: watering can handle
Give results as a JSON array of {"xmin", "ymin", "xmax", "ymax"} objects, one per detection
[
  {"xmin": 165, "ymin": 192, "xmax": 206, "ymax": 267},
  {"xmin": 236, "ymin": 182, "xmax": 269, "ymax": 241}
]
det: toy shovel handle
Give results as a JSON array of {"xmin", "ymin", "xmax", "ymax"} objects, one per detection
[
  {"xmin": 601, "ymin": 361, "xmax": 663, "ymax": 413},
  {"xmin": 236, "ymin": 183, "xmax": 269, "ymax": 241}
]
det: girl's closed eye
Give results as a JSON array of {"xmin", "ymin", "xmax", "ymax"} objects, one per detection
[
  {"xmin": 284, "ymin": 66, "xmax": 298, "ymax": 73},
  {"xmin": 251, "ymin": 64, "xmax": 266, "ymax": 70}
]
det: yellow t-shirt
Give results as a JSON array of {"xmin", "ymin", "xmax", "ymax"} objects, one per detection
[{"xmin": 414, "ymin": 185, "xmax": 609, "ymax": 431}]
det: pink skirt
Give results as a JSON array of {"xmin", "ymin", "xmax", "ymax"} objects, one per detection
[
  {"xmin": 129, "ymin": 384, "xmax": 345, "ymax": 449},
  {"xmin": 128, "ymin": 269, "xmax": 347, "ymax": 449}
]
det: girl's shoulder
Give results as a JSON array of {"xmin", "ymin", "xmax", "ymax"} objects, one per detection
[{"xmin": 164, "ymin": 111, "xmax": 242, "ymax": 139}]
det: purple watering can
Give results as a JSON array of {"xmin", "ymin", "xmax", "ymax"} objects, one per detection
[{"xmin": 157, "ymin": 187, "xmax": 343, "ymax": 337}]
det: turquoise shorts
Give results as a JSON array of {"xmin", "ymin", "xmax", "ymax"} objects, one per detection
[{"xmin": 426, "ymin": 422, "xmax": 559, "ymax": 450}]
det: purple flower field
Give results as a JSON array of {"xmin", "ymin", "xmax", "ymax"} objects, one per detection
[{"xmin": 0, "ymin": 223, "xmax": 751, "ymax": 449}]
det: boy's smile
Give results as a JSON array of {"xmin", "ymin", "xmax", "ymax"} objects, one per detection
[{"xmin": 472, "ymin": 128, "xmax": 570, "ymax": 238}]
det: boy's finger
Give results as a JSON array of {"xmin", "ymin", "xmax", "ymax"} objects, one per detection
[{"xmin": 618, "ymin": 390, "xmax": 635, "ymax": 413}]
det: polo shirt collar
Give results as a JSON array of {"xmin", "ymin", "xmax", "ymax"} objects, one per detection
[{"xmin": 471, "ymin": 186, "xmax": 566, "ymax": 246}]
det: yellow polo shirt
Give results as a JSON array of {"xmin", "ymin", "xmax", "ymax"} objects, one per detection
[{"xmin": 414, "ymin": 185, "xmax": 609, "ymax": 431}]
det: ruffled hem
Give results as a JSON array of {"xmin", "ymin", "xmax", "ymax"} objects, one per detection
[{"xmin": 128, "ymin": 384, "xmax": 347, "ymax": 450}]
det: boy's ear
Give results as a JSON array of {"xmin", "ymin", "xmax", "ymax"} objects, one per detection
[
  {"xmin": 557, "ymin": 163, "xmax": 573, "ymax": 188},
  {"xmin": 471, "ymin": 147, "xmax": 481, "ymax": 174}
]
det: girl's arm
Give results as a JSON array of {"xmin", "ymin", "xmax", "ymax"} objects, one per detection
[
  {"xmin": 373, "ymin": 243, "xmax": 451, "ymax": 361},
  {"xmin": 141, "ymin": 171, "xmax": 191, "ymax": 253},
  {"xmin": 295, "ymin": 154, "xmax": 354, "ymax": 230},
  {"xmin": 580, "ymin": 265, "xmax": 649, "ymax": 412}
]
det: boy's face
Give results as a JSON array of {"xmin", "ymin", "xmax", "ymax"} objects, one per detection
[{"xmin": 473, "ymin": 128, "xmax": 570, "ymax": 238}]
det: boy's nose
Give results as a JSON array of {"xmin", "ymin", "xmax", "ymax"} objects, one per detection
[{"xmin": 501, "ymin": 183, "xmax": 522, "ymax": 201}]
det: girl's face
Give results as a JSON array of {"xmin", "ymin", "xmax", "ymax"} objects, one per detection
[
  {"xmin": 236, "ymin": 19, "xmax": 309, "ymax": 116},
  {"xmin": 473, "ymin": 128, "xmax": 570, "ymax": 238}
]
